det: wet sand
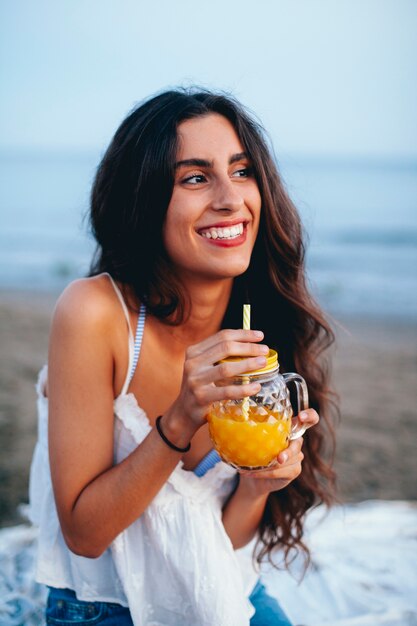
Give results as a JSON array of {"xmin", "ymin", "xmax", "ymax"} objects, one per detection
[{"xmin": 0, "ymin": 289, "xmax": 416, "ymax": 527}]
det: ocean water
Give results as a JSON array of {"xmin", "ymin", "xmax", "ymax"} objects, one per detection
[{"xmin": 1, "ymin": 151, "xmax": 416, "ymax": 320}]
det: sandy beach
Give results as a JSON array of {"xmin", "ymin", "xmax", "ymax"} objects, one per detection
[{"xmin": 0, "ymin": 289, "xmax": 416, "ymax": 528}]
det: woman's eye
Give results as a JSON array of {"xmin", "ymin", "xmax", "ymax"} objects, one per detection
[
  {"xmin": 182, "ymin": 173, "xmax": 206, "ymax": 185},
  {"xmin": 232, "ymin": 167, "xmax": 252, "ymax": 178}
]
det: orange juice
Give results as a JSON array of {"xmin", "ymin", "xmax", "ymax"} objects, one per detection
[{"xmin": 207, "ymin": 404, "xmax": 291, "ymax": 470}]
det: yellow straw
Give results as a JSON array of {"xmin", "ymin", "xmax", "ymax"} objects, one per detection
[
  {"xmin": 242, "ymin": 304, "xmax": 251, "ymax": 420},
  {"xmin": 243, "ymin": 304, "xmax": 251, "ymax": 332}
]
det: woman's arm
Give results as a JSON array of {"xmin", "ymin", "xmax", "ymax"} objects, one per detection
[
  {"xmin": 48, "ymin": 280, "xmax": 199, "ymax": 558},
  {"xmin": 48, "ymin": 280, "xmax": 269, "ymax": 558},
  {"xmin": 221, "ymin": 410, "xmax": 318, "ymax": 549},
  {"xmin": 221, "ymin": 482, "xmax": 269, "ymax": 550}
]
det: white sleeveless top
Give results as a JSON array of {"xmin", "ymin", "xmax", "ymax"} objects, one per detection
[{"xmin": 28, "ymin": 277, "xmax": 257, "ymax": 626}]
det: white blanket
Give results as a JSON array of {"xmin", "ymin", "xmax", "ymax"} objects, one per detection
[{"xmin": 1, "ymin": 501, "xmax": 416, "ymax": 626}]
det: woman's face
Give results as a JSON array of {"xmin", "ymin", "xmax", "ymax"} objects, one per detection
[{"xmin": 163, "ymin": 113, "xmax": 262, "ymax": 284}]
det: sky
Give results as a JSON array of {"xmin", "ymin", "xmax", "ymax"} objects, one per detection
[{"xmin": 0, "ymin": 0, "xmax": 416, "ymax": 159}]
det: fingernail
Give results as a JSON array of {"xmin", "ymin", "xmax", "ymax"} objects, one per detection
[
  {"xmin": 254, "ymin": 330, "xmax": 263, "ymax": 338},
  {"xmin": 300, "ymin": 411, "xmax": 308, "ymax": 420},
  {"xmin": 259, "ymin": 345, "xmax": 269, "ymax": 354},
  {"xmin": 280, "ymin": 453, "xmax": 288, "ymax": 463},
  {"xmin": 255, "ymin": 356, "xmax": 267, "ymax": 365}
]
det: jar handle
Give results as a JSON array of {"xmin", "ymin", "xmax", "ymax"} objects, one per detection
[{"xmin": 282, "ymin": 372, "xmax": 309, "ymax": 440}]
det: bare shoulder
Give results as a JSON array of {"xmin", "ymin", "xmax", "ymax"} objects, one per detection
[{"xmin": 52, "ymin": 274, "xmax": 118, "ymax": 332}]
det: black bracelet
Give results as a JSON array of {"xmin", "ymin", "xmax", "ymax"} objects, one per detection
[{"xmin": 155, "ymin": 415, "xmax": 191, "ymax": 453}]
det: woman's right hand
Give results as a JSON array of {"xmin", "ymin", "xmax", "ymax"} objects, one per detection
[{"xmin": 162, "ymin": 329, "xmax": 269, "ymax": 441}]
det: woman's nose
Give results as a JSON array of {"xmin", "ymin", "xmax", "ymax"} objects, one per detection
[{"xmin": 211, "ymin": 177, "xmax": 245, "ymax": 212}]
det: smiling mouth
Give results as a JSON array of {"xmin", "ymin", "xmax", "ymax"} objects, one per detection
[{"xmin": 198, "ymin": 222, "xmax": 245, "ymax": 241}]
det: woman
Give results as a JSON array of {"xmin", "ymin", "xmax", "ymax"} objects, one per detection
[{"xmin": 29, "ymin": 88, "xmax": 336, "ymax": 625}]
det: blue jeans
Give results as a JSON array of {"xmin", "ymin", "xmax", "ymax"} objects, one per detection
[
  {"xmin": 47, "ymin": 583, "xmax": 292, "ymax": 625},
  {"xmin": 46, "ymin": 588, "xmax": 132, "ymax": 625},
  {"xmin": 249, "ymin": 580, "xmax": 293, "ymax": 625}
]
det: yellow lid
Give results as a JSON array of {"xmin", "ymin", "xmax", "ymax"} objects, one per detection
[{"xmin": 220, "ymin": 349, "xmax": 278, "ymax": 376}]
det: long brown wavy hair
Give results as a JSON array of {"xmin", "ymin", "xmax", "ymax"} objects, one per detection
[{"xmin": 89, "ymin": 87, "xmax": 337, "ymax": 568}]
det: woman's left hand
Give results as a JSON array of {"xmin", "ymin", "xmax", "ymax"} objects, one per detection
[{"xmin": 238, "ymin": 408, "xmax": 319, "ymax": 497}]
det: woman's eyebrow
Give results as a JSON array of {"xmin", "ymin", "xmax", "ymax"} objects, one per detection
[
  {"xmin": 175, "ymin": 158, "xmax": 212, "ymax": 169},
  {"xmin": 175, "ymin": 152, "xmax": 248, "ymax": 169},
  {"xmin": 229, "ymin": 152, "xmax": 248, "ymax": 164}
]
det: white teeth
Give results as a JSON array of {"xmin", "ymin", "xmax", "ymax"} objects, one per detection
[{"xmin": 200, "ymin": 223, "xmax": 245, "ymax": 240}]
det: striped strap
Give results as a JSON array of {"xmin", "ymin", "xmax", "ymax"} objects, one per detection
[
  {"xmin": 128, "ymin": 303, "xmax": 146, "ymax": 386},
  {"xmin": 193, "ymin": 449, "xmax": 222, "ymax": 477},
  {"xmin": 105, "ymin": 273, "xmax": 146, "ymax": 395},
  {"xmin": 106, "ymin": 274, "xmax": 134, "ymax": 342}
]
